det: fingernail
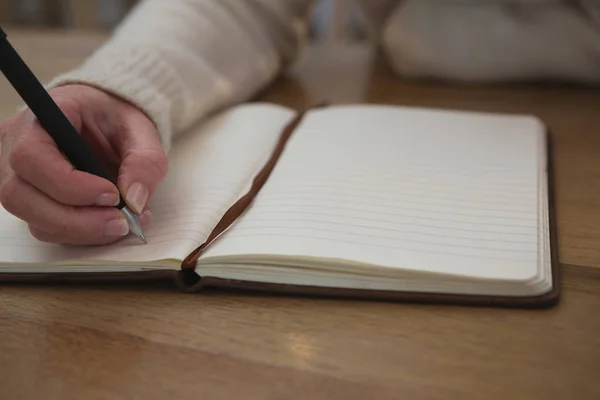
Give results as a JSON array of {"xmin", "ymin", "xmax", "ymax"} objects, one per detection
[
  {"xmin": 126, "ymin": 182, "xmax": 149, "ymax": 214},
  {"xmin": 96, "ymin": 192, "xmax": 120, "ymax": 207},
  {"xmin": 139, "ymin": 209, "xmax": 153, "ymax": 227},
  {"xmin": 104, "ymin": 217, "xmax": 129, "ymax": 237}
]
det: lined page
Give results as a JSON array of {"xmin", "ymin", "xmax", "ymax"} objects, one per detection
[
  {"xmin": 0, "ymin": 104, "xmax": 295, "ymax": 267},
  {"xmin": 202, "ymin": 105, "xmax": 545, "ymax": 281}
]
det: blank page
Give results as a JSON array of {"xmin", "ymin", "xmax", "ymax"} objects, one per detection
[
  {"xmin": 0, "ymin": 103, "xmax": 295, "ymax": 269},
  {"xmin": 202, "ymin": 105, "xmax": 547, "ymax": 283}
]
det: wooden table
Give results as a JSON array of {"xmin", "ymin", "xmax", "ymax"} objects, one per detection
[{"xmin": 1, "ymin": 28, "xmax": 599, "ymax": 400}]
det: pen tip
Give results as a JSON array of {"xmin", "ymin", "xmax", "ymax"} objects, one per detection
[{"xmin": 139, "ymin": 234, "xmax": 147, "ymax": 244}]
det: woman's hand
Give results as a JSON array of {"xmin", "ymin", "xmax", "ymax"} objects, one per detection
[{"xmin": 0, "ymin": 84, "xmax": 168, "ymax": 245}]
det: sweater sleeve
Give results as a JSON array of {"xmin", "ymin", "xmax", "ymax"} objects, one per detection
[{"xmin": 47, "ymin": 0, "xmax": 314, "ymax": 151}]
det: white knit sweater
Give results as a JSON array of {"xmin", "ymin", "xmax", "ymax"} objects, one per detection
[{"xmin": 49, "ymin": 0, "xmax": 600, "ymax": 150}]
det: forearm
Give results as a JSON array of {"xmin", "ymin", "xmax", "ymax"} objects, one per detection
[{"xmin": 48, "ymin": 0, "xmax": 314, "ymax": 150}]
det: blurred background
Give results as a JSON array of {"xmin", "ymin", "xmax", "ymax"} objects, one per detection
[{"xmin": 0, "ymin": 0, "xmax": 369, "ymax": 42}]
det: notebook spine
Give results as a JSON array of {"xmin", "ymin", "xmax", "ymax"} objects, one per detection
[
  {"xmin": 174, "ymin": 269, "xmax": 205, "ymax": 293},
  {"xmin": 178, "ymin": 105, "xmax": 316, "ymax": 273}
]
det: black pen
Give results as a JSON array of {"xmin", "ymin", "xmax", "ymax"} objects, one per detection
[{"xmin": 0, "ymin": 27, "xmax": 146, "ymax": 244}]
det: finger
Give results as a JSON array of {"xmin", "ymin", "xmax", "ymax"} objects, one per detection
[
  {"xmin": 27, "ymin": 206, "xmax": 154, "ymax": 245},
  {"xmin": 0, "ymin": 174, "xmax": 128, "ymax": 244},
  {"xmin": 8, "ymin": 114, "xmax": 120, "ymax": 207},
  {"xmin": 115, "ymin": 114, "xmax": 169, "ymax": 214},
  {"xmin": 27, "ymin": 224, "xmax": 123, "ymax": 246}
]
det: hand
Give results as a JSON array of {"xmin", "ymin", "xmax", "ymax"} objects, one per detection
[{"xmin": 0, "ymin": 84, "xmax": 168, "ymax": 245}]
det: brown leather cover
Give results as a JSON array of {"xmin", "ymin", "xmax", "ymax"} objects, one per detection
[{"xmin": 0, "ymin": 110, "xmax": 560, "ymax": 308}]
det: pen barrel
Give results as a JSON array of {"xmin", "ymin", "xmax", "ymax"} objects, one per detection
[{"xmin": 0, "ymin": 30, "xmax": 126, "ymax": 209}]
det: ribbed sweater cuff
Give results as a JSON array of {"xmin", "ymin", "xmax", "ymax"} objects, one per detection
[{"xmin": 47, "ymin": 44, "xmax": 181, "ymax": 151}]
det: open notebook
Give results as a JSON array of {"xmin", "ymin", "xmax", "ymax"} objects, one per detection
[{"xmin": 0, "ymin": 103, "xmax": 559, "ymax": 307}]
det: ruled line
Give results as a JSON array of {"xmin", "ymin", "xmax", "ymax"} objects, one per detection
[
  {"xmin": 218, "ymin": 232, "xmax": 537, "ymax": 262},
  {"xmin": 239, "ymin": 215, "xmax": 537, "ymax": 239}
]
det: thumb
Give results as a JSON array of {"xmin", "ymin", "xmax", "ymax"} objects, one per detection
[{"xmin": 116, "ymin": 113, "xmax": 169, "ymax": 214}]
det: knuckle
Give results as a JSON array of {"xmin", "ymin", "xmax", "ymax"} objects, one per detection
[
  {"xmin": 55, "ymin": 97, "xmax": 81, "ymax": 116},
  {"xmin": 0, "ymin": 123, "xmax": 8, "ymax": 142},
  {"xmin": 143, "ymin": 149, "xmax": 170, "ymax": 178},
  {"xmin": 0, "ymin": 175, "xmax": 20, "ymax": 213},
  {"xmin": 0, "ymin": 114, "xmax": 21, "ymax": 142},
  {"xmin": 8, "ymin": 139, "xmax": 36, "ymax": 172},
  {"xmin": 50, "ymin": 88, "xmax": 81, "ymax": 108},
  {"xmin": 123, "ymin": 148, "xmax": 170, "ymax": 182},
  {"xmin": 51, "ymin": 94, "xmax": 83, "ymax": 124}
]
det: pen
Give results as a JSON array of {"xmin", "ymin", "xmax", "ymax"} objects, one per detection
[{"xmin": 0, "ymin": 27, "xmax": 146, "ymax": 244}]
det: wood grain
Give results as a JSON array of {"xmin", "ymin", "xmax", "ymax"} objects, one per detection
[
  {"xmin": 1, "ymin": 264, "xmax": 599, "ymax": 399},
  {"xmin": 1, "ymin": 29, "xmax": 600, "ymax": 399}
]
